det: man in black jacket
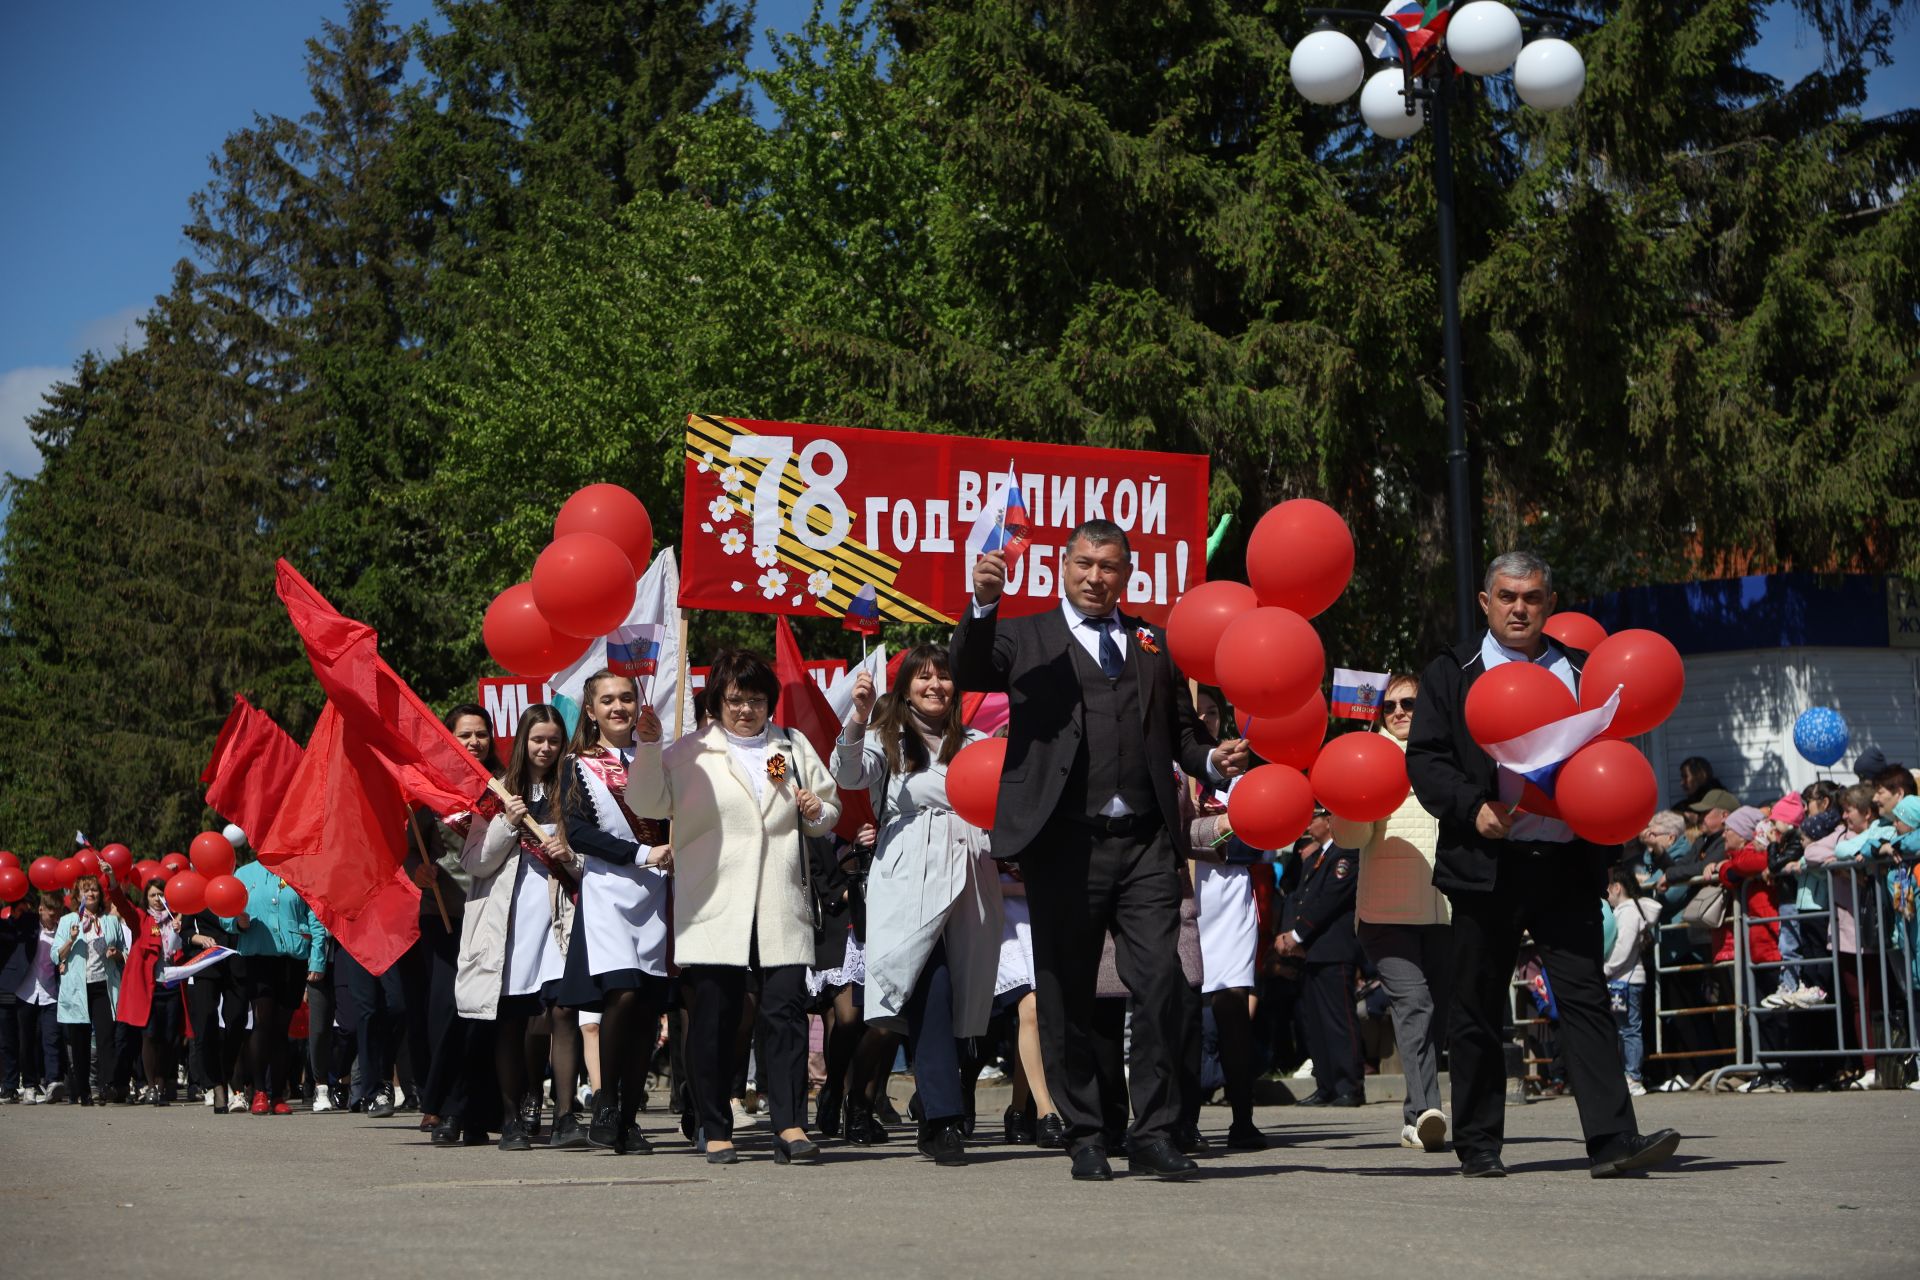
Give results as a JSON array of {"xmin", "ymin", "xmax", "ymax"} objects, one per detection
[
  {"xmin": 1406, "ymin": 550, "xmax": 1680, "ymax": 1179},
  {"xmin": 952, "ymin": 519, "xmax": 1247, "ymax": 1182},
  {"xmin": 1276, "ymin": 808, "xmax": 1364, "ymax": 1106}
]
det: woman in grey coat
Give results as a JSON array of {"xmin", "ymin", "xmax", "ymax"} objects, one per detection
[{"xmin": 834, "ymin": 643, "xmax": 1003, "ymax": 1166}]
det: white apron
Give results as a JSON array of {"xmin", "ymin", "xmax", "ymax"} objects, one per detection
[{"xmin": 575, "ymin": 757, "xmax": 671, "ymax": 978}]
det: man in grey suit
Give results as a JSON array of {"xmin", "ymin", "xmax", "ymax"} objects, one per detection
[{"xmin": 951, "ymin": 519, "xmax": 1248, "ymax": 1181}]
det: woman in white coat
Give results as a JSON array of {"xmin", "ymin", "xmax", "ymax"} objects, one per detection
[
  {"xmin": 1330, "ymin": 673, "xmax": 1452, "ymax": 1155},
  {"xmin": 627, "ymin": 649, "xmax": 840, "ymax": 1165},
  {"xmin": 833, "ymin": 643, "xmax": 1002, "ymax": 1166}
]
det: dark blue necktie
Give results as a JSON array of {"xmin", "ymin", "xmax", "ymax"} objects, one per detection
[{"xmin": 1084, "ymin": 616, "xmax": 1123, "ymax": 679}]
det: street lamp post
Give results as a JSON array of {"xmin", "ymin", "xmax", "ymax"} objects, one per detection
[{"xmin": 1290, "ymin": 2, "xmax": 1586, "ymax": 645}]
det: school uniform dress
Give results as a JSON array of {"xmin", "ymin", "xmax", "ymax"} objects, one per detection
[
  {"xmin": 549, "ymin": 751, "xmax": 672, "ymax": 1008},
  {"xmin": 459, "ymin": 786, "xmax": 567, "ymax": 1022}
]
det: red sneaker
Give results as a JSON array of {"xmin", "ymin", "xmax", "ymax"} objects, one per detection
[
  {"xmin": 272, "ymin": 1099, "xmax": 293, "ymax": 1116},
  {"xmin": 250, "ymin": 1091, "xmax": 270, "ymax": 1116}
]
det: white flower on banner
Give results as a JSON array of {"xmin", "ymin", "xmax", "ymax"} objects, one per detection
[
  {"xmin": 807, "ymin": 569, "xmax": 833, "ymax": 598},
  {"xmin": 757, "ymin": 568, "xmax": 789, "ymax": 599},
  {"xmin": 720, "ymin": 529, "xmax": 746, "ymax": 556},
  {"xmin": 753, "ymin": 543, "xmax": 780, "ymax": 568},
  {"xmin": 730, "ymin": 580, "xmax": 744, "ymax": 592},
  {"xmin": 697, "ymin": 451, "xmax": 714, "ymax": 473},
  {"xmin": 708, "ymin": 496, "xmax": 734, "ymax": 523},
  {"xmin": 719, "ymin": 464, "xmax": 746, "ymax": 494}
]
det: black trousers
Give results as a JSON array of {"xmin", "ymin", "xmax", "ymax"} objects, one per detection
[
  {"xmin": 340, "ymin": 948, "xmax": 406, "ymax": 1102},
  {"xmin": 415, "ymin": 915, "xmax": 462, "ymax": 1113},
  {"xmin": 66, "ymin": 980, "xmax": 115, "ymax": 1098},
  {"xmin": 187, "ymin": 978, "xmax": 245, "ymax": 1093},
  {"xmin": 1300, "ymin": 960, "xmax": 1364, "ymax": 1099},
  {"xmin": 1023, "ymin": 819, "xmax": 1186, "ymax": 1153},
  {"xmin": 682, "ymin": 945, "xmax": 807, "ymax": 1141},
  {"xmin": 1447, "ymin": 851, "xmax": 1636, "ymax": 1161}
]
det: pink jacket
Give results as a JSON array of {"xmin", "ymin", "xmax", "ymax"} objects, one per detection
[{"xmin": 1802, "ymin": 828, "xmax": 1866, "ymax": 954}]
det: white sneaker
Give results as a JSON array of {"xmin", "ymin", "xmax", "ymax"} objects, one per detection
[
  {"xmin": 1760, "ymin": 990, "xmax": 1791, "ymax": 1009},
  {"xmin": 1398, "ymin": 1123, "xmax": 1423, "ymax": 1149},
  {"xmin": 975, "ymin": 1063, "xmax": 1007, "ymax": 1083},
  {"xmin": 311, "ymin": 1085, "xmax": 334, "ymax": 1113},
  {"xmin": 1413, "ymin": 1108, "xmax": 1447, "ymax": 1152},
  {"xmin": 1848, "ymin": 1069, "xmax": 1878, "ymax": 1091},
  {"xmin": 1793, "ymin": 984, "xmax": 1829, "ymax": 1007},
  {"xmin": 1656, "ymin": 1076, "xmax": 1690, "ymax": 1093},
  {"xmin": 45, "ymin": 1080, "xmax": 67, "ymax": 1104},
  {"xmin": 1627, "ymin": 1078, "xmax": 1647, "ymax": 1097},
  {"xmin": 226, "ymin": 1092, "xmax": 252, "ymax": 1113},
  {"xmin": 576, "ymin": 1082, "xmax": 593, "ymax": 1109},
  {"xmin": 1291, "ymin": 1058, "xmax": 1316, "ymax": 1080},
  {"xmin": 203, "ymin": 1089, "xmax": 217, "ymax": 1108},
  {"xmin": 731, "ymin": 1098, "xmax": 764, "ymax": 1128},
  {"xmin": 1906, "ymin": 1078, "xmax": 1920, "ymax": 1091}
]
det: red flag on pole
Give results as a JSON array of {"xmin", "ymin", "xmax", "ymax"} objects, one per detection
[
  {"xmin": 259, "ymin": 704, "xmax": 420, "ymax": 975},
  {"xmin": 201, "ymin": 694, "xmax": 304, "ymax": 843},
  {"xmin": 773, "ymin": 616, "xmax": 876, "ymax": 842}
]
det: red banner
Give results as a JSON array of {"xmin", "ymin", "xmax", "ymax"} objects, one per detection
[
  {"xmin": 678, "ymin": 414, "xmax": 1210, "ymax": 625},
  {"xmin": 478, "ymin": 661, "xmax": 846, "ymax": 741}
]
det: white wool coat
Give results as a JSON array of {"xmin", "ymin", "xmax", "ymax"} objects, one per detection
[{"xmin": 626, "ymin": 723, "xmax": 841, "ymax": 968}]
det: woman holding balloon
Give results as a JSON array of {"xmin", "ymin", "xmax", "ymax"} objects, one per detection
[
  {"xmin": 833, "ymin": 644, "xmax": 1002, "ymax": 1167},
  {"xmin": 55, "ymin": 875, "xmax": 125, "ymax": 1105}
]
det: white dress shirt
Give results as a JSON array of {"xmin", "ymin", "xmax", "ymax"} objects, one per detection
[{"xmin": 1479, "ymin": 631, "xmax": 1577, "ymax": 845}]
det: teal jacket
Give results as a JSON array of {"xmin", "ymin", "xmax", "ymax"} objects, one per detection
[
  {"xmin": 55, "ymin": 910, "xmax": 126, "ymax": 1023},
  {"xmin": 219, "ymin": 861, "xmax": 328, "ymax": 970}
]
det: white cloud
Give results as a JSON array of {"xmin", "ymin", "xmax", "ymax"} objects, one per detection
[
  {"xmin": 74, "ymin": 303, "xmax": 148, "ymax": 356},
  {"xmin": 0, "ymin": 366, "xmax": 65, "ymax": 481}
]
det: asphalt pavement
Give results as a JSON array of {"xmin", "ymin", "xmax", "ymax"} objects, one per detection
[{"xmin": 3, "ymin": 1089, "xmax": 1915, "ymax": 1279}]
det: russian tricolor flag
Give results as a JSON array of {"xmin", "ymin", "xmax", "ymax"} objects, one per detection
[
  {"xmin": 967, "ymin": 462, "xmax": 1033, "ymax": 561},
  {"xmin": 1482, "ymin": 688, "xmax": 1621, "ymax": 814},
  {"xmin": 1331, "ymin": 668, "xmax": 1390, "ymax": 721},
  {"xmin": 607, "ymin": 624, "xmax": 663, "ymax": 679},
  {"xmin": 843, "ymin": 583, "xmax": 881, "ymax": 636},
  {"xmin": 159, "ymin": 945, "xmax": 236, "ymax": 989}
]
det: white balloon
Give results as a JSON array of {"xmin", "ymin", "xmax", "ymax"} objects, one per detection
[
  {"xmin": 1360, "ymin": 68, "xmax": 1425, "ymax": 140},
  {"xmin": 1513, "ymin": 37, "xmax": 1586, "ymax": 111},
  {"xmin": 1447, "ymin": 2, "xmax": 1524, "ymax": 77},
  {"xmin": 222, "ymin": 823, "xmax": 247, "ymax": 849},
  {"xmin": 1290, "ymin": 29, "xmax": 1365, "ymax": 105}
]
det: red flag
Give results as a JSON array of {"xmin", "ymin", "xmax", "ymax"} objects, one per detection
[
  {"xmin": 201, "ymin": 695, "xmax": 304, "ymax": 843},
  {"xmin": 773, "ymin": 617, "xmax": 877, "ymax": 842},
  {"xmin": 258, "ymin": 704, "xmax": 421, "ymax": 975},
  {"xmin": 273, "ymin": 559, "xmax": 495, "ymax": 820}
]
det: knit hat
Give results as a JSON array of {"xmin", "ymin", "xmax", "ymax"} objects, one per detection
[
  {"xmin": 1854, "ymin": 746, "xmax": 1889, "ymax": 780},
  {"xmin": 1725, "ymin": 806, "xmax": 1765, "ymax": 841},
  {"xmin": 1802, "ymin": 809, "xmax": 1843, "ymax": 842},
  {"xmin": 1769, "ymin": 793, "xmax": 1807, "ymax": 827},
  {"xmin": 1894, "ymin": 796, "xmax": 1920, "ymax": 830}
]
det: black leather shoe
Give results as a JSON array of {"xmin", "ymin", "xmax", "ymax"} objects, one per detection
[
  {"xmin": 773, "ymin": 1135, "xmax": 821, "ymax": 1165},
  {"xmin": 1003, "ymin": 1104, "xmax": 1035, "ymax": 1145},
  {"xmin": 520, "ymin": 1097, "xmax": 542, "ymax": 1139},
  {"xmin": 1294, "ymin": 1089, "xmax": 1334, "ymax": 1107},
  {"xmin": 1035, "ymin": 1112, "xmax": 1067, "ymax": 1149},
  {"xmin": 1173, "ymin": 1123, "xmax": 1210, "ymax": 1154},
  {"xmin": 705, "ymin": 1142, "xmax": 739, "ymax": 1164},
  {"xmin": 462, "ymin": 1123, "xmax": 491, "ymax": 1146},
  {"xmin": 367, "ymin": 1092, "xmax": 397, "ymax": 1119},
  {"xmin": 588, "ymin": 1102, "xmax": 620, "ymax": 1150},
  {"xmin": 844, "ymin": 1101, "xmax": 889, "ymax": 1146},
  {"xmin": 1590, "ymin": 1128, "xmax": 1681, "ymax": 1179},
  {"xmin": 498, "ymin": 1118, "xmax": 532, "ymax": 1152},
  {"xmin": 816, "ymin": 1087, "xmax": 843, "ymax": 1139},
  {"xmin": 614, "ymin": 1111, "xmax": 653, "ymax": 1155},
  {"xmin": 1070, "ymin": 1145, "xmax": 1114, "ymax": 1182},
  {"xmin": 1127, "ymin": 1139, "xmax": 1201, "ymax": 1181},
  {"xmin": 919, "ymin": 1120, "xmax": 967, "ymax": 1166},
  {"xmin": 1329, "ymin": 1091, "xmax": 1365, "ymax": 1108},
  {"xmin": 1459, "ymin": 1151, "xmax": 1508, "ymax": 1178},
  {"xmin": 548, "ymin": 1111, "xmax": 591, "ymax": 1150},
  {"xmin": 430, "ymin": 1115, "xmax": 463, "ymax": 1147},
  {"xmin": 1226, "ymin": 1121, "xmax": 1269, "ymax": 1150}
]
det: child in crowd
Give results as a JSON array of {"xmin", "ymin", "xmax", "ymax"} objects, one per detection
[{"xmin": 1604, "ymin": 867, "xmax": 1661, "ymax": 1097}]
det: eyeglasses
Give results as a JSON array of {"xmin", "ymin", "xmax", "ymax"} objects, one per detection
[
  {"xmin": 1382, "ymin": 698, "xmax": 1418, "ymax": 714},
  {"xmin": 723, "ymin": 695, "xmax": 769, "ymax": 711}
]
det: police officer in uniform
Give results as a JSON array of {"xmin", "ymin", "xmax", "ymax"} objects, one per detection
[{"xmin": 1276, "ymin": 807, "xmax": 1364, "ymax": 1106}]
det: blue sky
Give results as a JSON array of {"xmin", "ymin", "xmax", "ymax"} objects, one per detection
[{"xmin": 2, "ymin": 1, "xmax": 1914, "ymax": 489}]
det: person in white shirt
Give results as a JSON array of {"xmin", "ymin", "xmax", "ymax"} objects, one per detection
[
  {"xmin": 3, "ymin": 896, "xmax": 66, "ymax": 1102},
  {"xmin": 1604, "ymin": 867, "xmax": 1661, "ymax": 1096}
]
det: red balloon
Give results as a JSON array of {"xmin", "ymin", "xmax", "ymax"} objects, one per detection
[
  {"xmin": 1245, "ymin": 499, "xmax": 1355, "ymax": 619},
  {"xmin": 28, "ymin": 856, "xmax": 61, "ymax": 891},
  {"xmin": 135, "ymin": 861, "xmax": 166, "ymax": 887},
  {"xmin": 203, "ymin": 874, "xmax": 250, "ymax": 918},
  {"xmin": 57, "ymin": 858, "xmax": 82, "ymax": 888},
  {"xmin": 555, "ymin": 484, "xmax": 654, "ymax": 576},
  {"xmin": 484, "ymin": 581, "xmax": 592, "ymax": 679},
  {"xmin": 1215, "ymin": 607, "xmax": 1325, "ymax": 718},
  {"xmin": 1579, "ymin": 629, "xmax": 1685, "ymax": 738},
  {"xmin": 164, "ymin": 870, "xmax": 209, "ymax": 915},
  {"xmin": 190, "ymin": 831, "xmax": 237, "ymax": 879},
  {"xmin": 531, "ymin": 532, "xmax": 636, "ymax": 640},
  {"xmin": 0, "ymin": 850, "xmax": 17, "ymax": 869},
  {"xmin": 0, "ymin": 866, "xmax": 26, "ymax": 903},
  {"xmin": 1463, "ymin": 662, "xmax": 1578, "ymax": 747},
  {"xmin": 99, "ymin": 844, "xmax": 134, "ymax": 881},
  {"xmin": 1165, "ymin": 581, "xmax": 1258, "ymax": 685},
  {"xmin": 1310, "ymin": 732, "xmax": 1411, "ymax": 823},
  {"xmin": 161, "ymin": 853, "xmax": 190, "ymax": 875},
  {"xmin": 1227, "ymin": 765, "xmax": 1316, "ymax": 851},
  {"xmin": 75, "ymin": 850, "xmax": 101, "ymax": 876},
  {"xmin": 1554, "ymin": 739, "xmax": 1659, "ymax": 845},
  {"xmin": 1543, "ymin": 612, "xmax": 1608, "ymax": 653},
  {"xmin": 1243, "ymin": 690, "xmax": 1329, "ymax": 771},
  {"xmin": 946, "ymin": 738, "xmax": 1008, "ymax": 830}
]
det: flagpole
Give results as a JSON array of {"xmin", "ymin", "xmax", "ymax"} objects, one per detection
[
  {"xmin": 674, "ymin": 609, "xmax": 691, "ymax": 741},
  {"xmin": 404, "ymin": 813, "xmax": 452, "ymax": 932}
]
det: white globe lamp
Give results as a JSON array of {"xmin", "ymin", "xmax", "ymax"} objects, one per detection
[
  {"xmin": 1359, "ymin": 68, "xmax": 1425, "ymax": 139},
  {"xmin": 1291, "ymin": 28, "xmax": 1366, "ymax": 105},
  {"xmin": 1513, "ymin": 37, "xmax": 1586, "ymax": 111},
  {"xmin": 1446, "ymin": 2, "xmax": 1524, "ymax": 76}
]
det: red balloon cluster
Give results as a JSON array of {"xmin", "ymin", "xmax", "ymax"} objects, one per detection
[
  {"xmin": 1310, "ymin": 732, "xmax": 1410, "ymax": 823},
  {"xmin": 99, "ymin": 843, "xmax": 134, "ymax": 881},
  {"xmin": 28, "ymin": 856, "xmax": 62, "ymax": 891},
  {"xmin": 1465, "ymin": 663, "xmax": 1577, "ymax": 747},
  {"xmin": 165, "ymin": 870, "xmax": 210, "ymax": 915},
  {"xmin": 204, "ymin": 874, "xmax": 250, "ymax": 918},
  {"xmin": 1164, "ymin": 581, "xmax": 1256, "ymax": 686},
  {"xmin": 1543, "ymin": 611, "xmax": 1608, "ymax": 652},
  {"xmin": 484, "ymin": 484, "xmax": 654, "ymax": 678},
  {"xmin": 75, "ymin": 849, "xmax": 101, "ymax": 876},
  {"xmin": 1580, "ymin": 629, "xmax": 1685, "ymax": 738},
  {"xmin": 0, "ymin": 850, "xmax": 16, "ymax": 869},
  {"xmin": 190, "ymin": 831, "xmax": 237, "ymax": 879},
  {"xmin": 135, "ymin": 861, "xmax": 168, "ymax": 889},
  {"xmin": 161, "ymin": 853, "xmax": 189, "ymax": 875},
  {"xmin": 1228, "ymin": 764, "xmax": 1316, "ymax": 850},
  {"xmin": 0, "ymin": 865, "xmax": 26, "ymax": 903},
  {"xmin": 1245, "ymin": 499, "xmax": 1355, "ymax": 619},
  {"xmin": 946, "ymin": 738, "xmax": 1008, "ymax": 830},
  {"xmin": 1242, "ymin": 691, "xmax": 1329, "ymax": 772},
  {"xmin": 1556, "ymin": 740, "xmax": 1658, "ymax": 844}
]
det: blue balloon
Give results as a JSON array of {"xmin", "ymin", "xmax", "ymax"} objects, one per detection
[{"xmin": 1793, "ymin": 707, "xmax": 1849, "ymax": 767}]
